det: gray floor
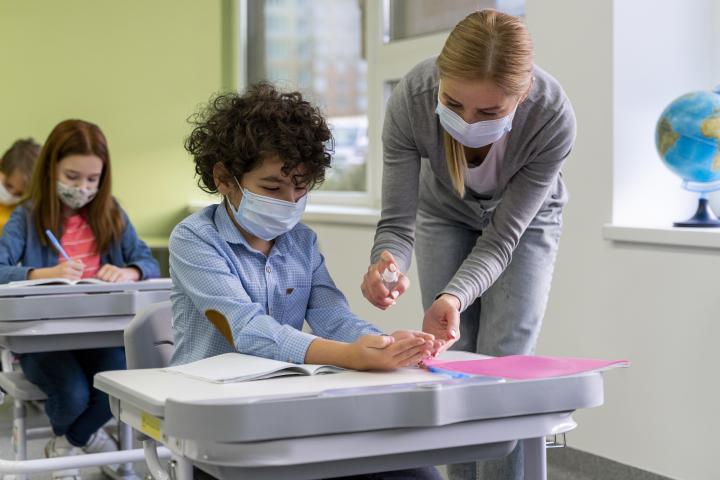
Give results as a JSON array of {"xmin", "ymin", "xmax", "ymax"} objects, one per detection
[
  {"xmin": 546, "ymin": 446, "xmax": 674, "ymax": 480},
  {"xmin": 0, "ymin": 396, "xmax": 670, "ymax": 480}
]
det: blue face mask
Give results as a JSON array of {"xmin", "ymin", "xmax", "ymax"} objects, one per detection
[
  {"xmin": 436, "ymin": 98, "xmax": 518, "ymax": 149},
  {"xmin": 229, "ymin": 179, "xmax": 308, "ymax": 241}
]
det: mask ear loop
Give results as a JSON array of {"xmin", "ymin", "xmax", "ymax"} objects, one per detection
[
  {"xmin": 509, "ymin": 76, "xmax": 534, "ymax": 125},
  {"xmin": 228, "ymin": 176, "xmax": 245, "ymax": 214},
  {"xmin": 519, "ymin": 76, "xmax": 535, "ymax": 104}
]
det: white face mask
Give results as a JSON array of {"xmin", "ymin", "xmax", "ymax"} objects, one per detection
[
  {"xmin": 56, "ymin": 181, "xmax": 97, "ymax": 210},
  {"xmin": 436, "ymin": 97, "xmax": 518, "ymax": 149},
  {"xmin": 229, "ymin": 178, "xmax": 307, "ymax": 241},
  {"xmin": 0, "ymin": 182, "xmax": 21, "ymax": 206}
]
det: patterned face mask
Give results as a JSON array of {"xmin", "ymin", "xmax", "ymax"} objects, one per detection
[{"xmin": 56, "ymin": 181, "xmax": 97, "ymax": 209}]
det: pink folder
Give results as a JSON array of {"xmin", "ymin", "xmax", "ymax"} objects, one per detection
[{"xmin": 423, "ymin": 355, "xmax": 628, "ymax": 380}]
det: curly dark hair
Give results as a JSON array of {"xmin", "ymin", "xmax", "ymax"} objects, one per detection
[{"xmin": 186, "ymin": 82, "xmax": 333, "ymax": 193}]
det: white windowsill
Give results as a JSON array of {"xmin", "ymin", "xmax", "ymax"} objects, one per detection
[
  {"xmin": 187, "ymin": 200, "xmax": 380, "ymax": 227},
  {"xmin": 303, "ymin": 205, "xmax": 380, "ymax": 226},
  {"xmin": 602, "ymin": 224, "xmax": 720, "ymax": 249}
]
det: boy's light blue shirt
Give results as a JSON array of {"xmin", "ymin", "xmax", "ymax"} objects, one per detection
[{"xmin": 168, "ymin": 202, "xmax": 382, "ymax": 366}]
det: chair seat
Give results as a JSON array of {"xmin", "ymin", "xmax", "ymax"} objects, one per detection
[{"xmin": 0, "ymin": 371, "xmax": 47, "ymax": 401}]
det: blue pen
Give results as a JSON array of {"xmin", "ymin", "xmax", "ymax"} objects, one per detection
[
  {"xmin": 45, "ymin": 229, "xmax": 71, "ymax": 262},
  {"xmin": 427, "ymin": 366, "xmax": 471, "ymax": 379}
]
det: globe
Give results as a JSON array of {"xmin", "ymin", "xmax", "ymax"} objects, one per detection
[{"xmin": 655, "ymin": 90, "xmax": 720, "ymax": 227}]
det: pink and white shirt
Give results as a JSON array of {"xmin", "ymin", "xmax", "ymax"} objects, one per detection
[{"xmin": 60, "ymin": 214, "xmax": 101, "ymax": 279}]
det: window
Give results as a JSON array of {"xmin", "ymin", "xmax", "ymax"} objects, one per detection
[
  {"xmin": 384, "ymin": 0, "xmax": 524, "ymax": 42},
  {"xmin": 247, "ymin": 0, "xmax": 368, "ymax": 196},
  {"xmin": 241, "ymin": 0, "xmax": 525, "ymax": 208}
]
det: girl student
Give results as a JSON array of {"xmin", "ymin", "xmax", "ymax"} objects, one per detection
[{"xmin": 0, "ymin": 119, "xmax": 159, "ymax": 479}]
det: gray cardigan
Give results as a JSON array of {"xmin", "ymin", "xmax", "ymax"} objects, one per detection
[{"xmin": 371, "ymin": 57, "xmax": 577, "ymax": 311}]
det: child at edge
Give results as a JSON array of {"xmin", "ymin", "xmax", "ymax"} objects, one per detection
[
  {"xmin": 170, "ymin": 83, "xmax": 443, "ymax": 480},
  {"xmin": 0, "ymin": 119, "xmax": 160, "ymax": 480},
  {"xmin": 0, "ymin": 138, "xmax": 41, "ymax": 234}
]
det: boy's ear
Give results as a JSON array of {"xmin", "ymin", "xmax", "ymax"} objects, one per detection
[{"xmin": 212, "ymin": 162, "xmax": 235, "ymax": 195}]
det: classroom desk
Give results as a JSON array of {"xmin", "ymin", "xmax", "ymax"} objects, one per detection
[
  {"xmin": 0, "ymin": 280, "xmax": 171, "ymax": 354},
  {"xmin": 0, "ymin": 280, "xmax": 172, "ymax": 480},
  {"xmin": 95, "ymin": 353, "xmax": 605, "ymax": 480}
]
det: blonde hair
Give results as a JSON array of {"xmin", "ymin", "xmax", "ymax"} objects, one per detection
[{"xmin": 437, "ymin": 9, "xmax": 534, "ymax": 196}]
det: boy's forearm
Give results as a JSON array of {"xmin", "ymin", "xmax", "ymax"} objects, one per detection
[{"xmin": 305, "ymin": 338, "xmax": 356, "ymax": 368}]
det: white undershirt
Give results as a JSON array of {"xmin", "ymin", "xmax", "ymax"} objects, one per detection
[{"xmin": 464, "ymin": 132, "xmax": 509, "ymax": 195}]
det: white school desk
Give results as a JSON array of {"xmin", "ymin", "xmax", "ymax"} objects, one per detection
[
  {"xmin": 0, "ymin": 280, "xmax": 172, "ymax": 480},
  {"xmin": 0, "ymin": 279, "xmax": 172, "ymax": 354},
  {"xmin": 94, "ymin": 353, "xmax": 605, "ymax": 480}
]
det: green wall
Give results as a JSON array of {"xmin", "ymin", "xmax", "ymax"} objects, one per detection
[{"xmin": 0, "ymin": 0, "xmax": 231, "ymax": 238}]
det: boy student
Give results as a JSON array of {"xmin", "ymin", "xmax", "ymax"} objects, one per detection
[
  {"xmin": 0, "ymin": 138, "xmax": 40, "ymax": 233},
  {"xmin": 170, "ymin": 83, "xmax": 442, "ymax": 479}
]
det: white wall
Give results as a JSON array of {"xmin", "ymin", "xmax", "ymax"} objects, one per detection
[
  {"xmin": 310, "ymin": 224, "xmax": 424, "ymax": 333},
  {"xmin": 531, "ymin": 1, "xmax": 720, "ymax": 479},
  {"xmin": 308, "ymin": 1, "xmax": 720, "ymax": 478}
]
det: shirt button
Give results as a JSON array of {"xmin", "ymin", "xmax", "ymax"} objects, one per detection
[{"xmin": 266, "ymin": 266, "xmax": 272, "ymax": 273}]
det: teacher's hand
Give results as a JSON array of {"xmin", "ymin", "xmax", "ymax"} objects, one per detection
[
  {"xmin": 361, "ymin": 250, "xmax": 410, "ymax": 310},
  {"xmin": 422, "ymin": 294, "xmax": 461, "ymax": 355}
]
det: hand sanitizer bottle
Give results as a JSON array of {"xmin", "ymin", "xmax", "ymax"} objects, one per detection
[{"xmin": 381, "ymin": 268, "xmax": 399, "ymax": 290}]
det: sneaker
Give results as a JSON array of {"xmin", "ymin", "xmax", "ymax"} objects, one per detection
[
  {"xmin": 82, "ymin": 427, "xmax": 119, "ymax": 454},
  {"xmin": 44, "ymin": 435, "xmax": 82, "ymax": 480}
]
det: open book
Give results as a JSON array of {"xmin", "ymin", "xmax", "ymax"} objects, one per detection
[
  {"xmin": 162, "ymin": 352, "xmax": 345, "ymax": 383},
  {"xmin": 4, "ymin": 277, "xmax": 108, "ymax": 288}
]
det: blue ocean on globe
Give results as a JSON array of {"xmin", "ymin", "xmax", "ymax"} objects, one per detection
[{"xmin": 655, "ymin": 90, "xmax": 720, "ymax": 184}]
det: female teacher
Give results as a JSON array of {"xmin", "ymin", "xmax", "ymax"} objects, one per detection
[{"xmin": 361, "ymin": 10, "xmax": 576, "ymax": 480}]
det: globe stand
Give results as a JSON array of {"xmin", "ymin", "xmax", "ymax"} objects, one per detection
[{"xmin": 674, "ymin": 192, "xmax": 720, "ymax": 228}]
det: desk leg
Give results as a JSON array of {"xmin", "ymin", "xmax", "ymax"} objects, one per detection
[
  {"xmin": 522, "ymin": 437, "xmax": 547, "ymax": 480},
  {"xmin": 11, "ymin": 398, "xmax": 27, "ymax": 480},
  {"xmin": 100, "ymin": 421, "xmax": 142, "ymax": 480},
  {"xmin": 116, "ymin": 422, "xmax": 136, "ymax": 478},
  {"xmin": 171, "ymin": 455, "xmax": 192, "ymax": 480},
  {"xmin": 1, "ymin": 350, "xmax": 13, "ymax": 372}
]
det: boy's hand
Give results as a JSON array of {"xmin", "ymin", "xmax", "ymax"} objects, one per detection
[
  {"xmin": 390, "ymin": 330, "xmax": 435, "ymax": 343},
  {"xmin": 29, "ymin": 261, "xmax": 84, "ymax": 281},
  {"xmin": 96, "ymin": 265, "xmax": 141, "ymax": 283},
  {"xmin": 361, "ymin": 250, "xmax": 410, "ymax": 310},
  {"xmin": 348, "ymin": 334, "xmax": 433, "ymax": 371},
  {"xmin": 422, "ymin": 294, "xmax": 461, "ymax": 355}
]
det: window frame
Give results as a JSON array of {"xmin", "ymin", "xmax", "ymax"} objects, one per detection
[{"xmin": 235, "ymin": 0, "xmax": 450, "ymax": 210}]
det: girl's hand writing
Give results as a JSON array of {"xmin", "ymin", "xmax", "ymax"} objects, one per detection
[{"xmin": 28, "ymin": 261, "xmax": 84, "ymax": 281}]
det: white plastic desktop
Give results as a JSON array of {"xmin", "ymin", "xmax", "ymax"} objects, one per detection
[
  {"xmin": 0, "ymin": 279, "xmax": 172, "ymax": 480},
  {"xmin": 94, "ymin": 350, "xmax": 605, "ymax": 480},
  {"xmin": 0, "ymin": 279, "xmax": 172, "ymax": 355}
]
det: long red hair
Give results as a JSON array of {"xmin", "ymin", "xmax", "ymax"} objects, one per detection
[{"xmin": 28, "ymin": 119, "xmax": 124, "ymax": 254}]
